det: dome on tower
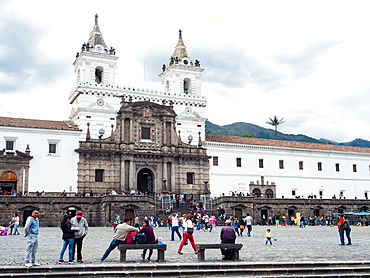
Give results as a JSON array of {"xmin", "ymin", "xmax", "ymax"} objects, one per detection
[{"xmin": 87, "ymin": 14, "xmax": 108, "ymax": 49}]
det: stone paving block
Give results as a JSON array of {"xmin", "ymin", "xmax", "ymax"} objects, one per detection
[{"xmin": 1, "ymin": 225, "xmax": 369, "ymax": 266}]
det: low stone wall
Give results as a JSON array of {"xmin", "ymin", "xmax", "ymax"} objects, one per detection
[
  {"xmin": 0, "ymin": 195, "xmax": 158, "ymax": 227},
  {"xmin": 1, "ymin": 195, "xmax": 369, "ymax": 227},
  {"xmin": 215, "ymin": 196, "xmax": 370, "ymax": 222}
]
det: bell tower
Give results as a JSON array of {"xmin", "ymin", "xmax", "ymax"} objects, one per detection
[
  {"xmin": 69, "ymin": 14, "xmax": 121, "ymax": 140},
  {"xmin": 159, "ymin": 30, "xmax": 207, "ymax": 144}
]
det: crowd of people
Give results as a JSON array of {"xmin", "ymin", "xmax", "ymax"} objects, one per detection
[{"xmin": 6, "ymin": 207, "xmax": 357, "ymax": 268}]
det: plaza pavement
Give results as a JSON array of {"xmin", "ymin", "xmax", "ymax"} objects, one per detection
[{"xmin": 1, "ymin": 225, "xmax": 370, "ymax": 266}]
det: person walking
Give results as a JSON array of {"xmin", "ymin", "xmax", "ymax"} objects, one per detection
[
  {"xmin": 100, "ymin": 218, "xmax": 139, "ymax": 261},
  {"xmin": 210, "ymin": 215, "xmax": 217, "ymax": 232},
  {"xmin": 139, "ymin": 220, "xmax": 157, "ymax": 261},
  {"xmin": 24, "ymin": 210, "xmax": 40, "ymax": 268},
  {"xmin": 220, "ymin": 219, "xmax": 236, "ymax": 260},
  {"xmin": 177, "ymin": 214, "xmax": 198, "ymax": 255},
  {"xmin": 245, "ymin": 213, "xmax": 253, "ymax": 237},
  {"xmin": 134, "ymin": 214, "xmax": 140, "ymax": 229},
  {"xmin": 59, "ymin": 215, "xmax": 80, "ymax": 264},
  {"xmin": 232, "ymin": 217, "xmax": 240, "ymax": 236},
  {"xmin": 170, "ymin": 213, "xmax": 182, "ymax": 241},
  {"xmin": 337, "ymin": 215, "xmax": 346, "ymax": 245},
  {"xmin": 71, "ymin": 211, "xmax": 89, "ymax": 263},
  {"xmin": 12, "ymin": 212, "xmax": 20, "ymax": 235}
]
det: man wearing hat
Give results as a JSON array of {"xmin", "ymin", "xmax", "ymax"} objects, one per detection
[
  {"xmin": 220, "ymin": 219, "xmax": 236, "ymax": 260},
  {"xmin": 71, "ymin": 211, "xmax": 89, "ymax": 263}
]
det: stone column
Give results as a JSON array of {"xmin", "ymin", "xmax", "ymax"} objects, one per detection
[
  {"xmin": 170, "ymin": 122, "xmax": 174, "ymax": 145},
  {"xmin": 129, "ymin": 119, "xmax": 133, "ymax": 142},
  {"xmin": 163, "ymin": 161, "xmax": 167, "ymax": 191},
  {"xmin": 120, "ymin": 159, "xmax": 125, "ymax": 193},
  {"xmin": 121, "ymin": 119, "xmax": 125, "ymax": 141},
  {"xmin": 163, "ymin": 122, "xmax": 166, "ymax": 144},
  {"xmin": 171, "ymin": 163, "xmax": 175, "ymax": 193},
  {"xmin": 129, "ymin": 160, "xmax": 135, "ymax": 190}
]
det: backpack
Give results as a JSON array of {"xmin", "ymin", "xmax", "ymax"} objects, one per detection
[
  {"xmin": 133, "ymin": 233, "xmax": 146, "ymax": 244},
  {"xmin": 342, "ymin": 220, "xmax": 349, "ymax": 230}
]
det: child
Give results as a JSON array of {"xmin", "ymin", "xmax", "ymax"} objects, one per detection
[{"xmin": 265, "ymin": 228, "xmax": 273, "ymax": 245}]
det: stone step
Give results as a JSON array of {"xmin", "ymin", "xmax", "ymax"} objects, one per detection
[{"xmin": 1, "ymin": 262, "xmax": 370, "ymax": 277}]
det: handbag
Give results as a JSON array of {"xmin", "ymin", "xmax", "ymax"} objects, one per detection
[
  {"xmin": 342, "ymin": 220, "xmax": 349, "ymax": 230},
  {"xmin": 187, "ymin": 227, "xmax": 194, "ymax": 234}
]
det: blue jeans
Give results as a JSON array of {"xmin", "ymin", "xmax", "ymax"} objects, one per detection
[
  {"xmin": 338, "ymin": 229, "xmax": 345, "ymax": 245},
  {"xmin": 266, "ymin": 237, "xmax": 273, "ymax": 245},
  {"xmin": 171, "ymin": 226, "xmax": 182, "ymax": 240},
  {"xmin": 247, "ymin": 225, "xmax": 252, "ymax": 236},
  {"xmin": 60, "ymin": 238, "xmax": 75, "ymax": 261},
  {"xmin": 101, "ymin": 239, "xmax": 125, "ymax": 260},
  {"xmin": 345, "ymin": 228, "xmax": 352, "ymax": 244},
  {"xmin": 13, "ymin": 224, "xmax": 19, "ymax": 234}
]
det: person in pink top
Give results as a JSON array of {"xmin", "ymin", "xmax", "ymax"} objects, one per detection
[{"xmin": 209, "ymin": 215, "xmax": 217, "ymax": 232}]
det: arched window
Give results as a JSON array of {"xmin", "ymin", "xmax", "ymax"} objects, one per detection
[
  {"xmin": 0, "ymin": 171, "xmax": 17, "ymax": 193},
  {"xmin": 165, "ymin": 80, "xmax": 170, "ymax": 92},
  {"xmin": 183, "ymin": 78, "xmax": 191, "ymax": 94},
  {"xmin": 252, "ymin": 188, "xmax": 261, "ymax": 197},
  {"xmin": 265, "ymin": 189, "xmax": 274, "ymax": 198},
  {"xmin": 95, "ymin": 67, "xmax": 103, "ymax": 84}
]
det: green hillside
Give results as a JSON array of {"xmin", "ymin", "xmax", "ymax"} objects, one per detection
[{"xmin": 205, "ymin": 121, "xmax": 370, "ymax": 148}]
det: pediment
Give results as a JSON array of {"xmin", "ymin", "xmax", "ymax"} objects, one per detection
[
  {"xmin": 86, "ymin": 102, "xmax": 116, "ymax": 112},
  {"xmin": 177, "ymin": 110, "xmax": 202, "ymax": 119}
]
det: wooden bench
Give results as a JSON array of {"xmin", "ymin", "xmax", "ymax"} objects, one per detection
[
  {"xmin": 196, "ymin": 244, "xmax": 243, "ymax": 261},
  {"xmin": 118, "ymin": 244, "xmax": 167, "ymax": 262}
]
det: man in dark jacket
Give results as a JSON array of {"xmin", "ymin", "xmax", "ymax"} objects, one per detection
[{"xmin": 220, "ymin": 219, "xmax": 236, "ymax": 260}]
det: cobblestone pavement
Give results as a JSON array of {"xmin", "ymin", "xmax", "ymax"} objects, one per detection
[{"xmin": 1, "ymin": 225, "xmax": 370, "ymax": 266}]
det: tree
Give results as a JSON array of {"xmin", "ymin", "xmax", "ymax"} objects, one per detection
[
  {"xmin": 242, "ymin": 131, "xmax": 256, "ymax": 138},
  {"xmin": 266, "ymin": 115, "xmax": 285, "ymax": 139}
]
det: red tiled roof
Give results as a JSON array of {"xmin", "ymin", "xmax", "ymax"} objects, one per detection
[
  {"xmin": 205, "ymin": 134, "xmax": 370, "ymax": 154},
  {"xmin": 0, "ymin": 117, "xmax": 81, "ymax": 131}
]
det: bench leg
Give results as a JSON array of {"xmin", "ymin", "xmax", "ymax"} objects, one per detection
[
  {"xmin": 197, "ymin": 250, "xmax": 205, "ymax": 261},
  {"xmin": 157, "ymin": 250, "xmax": 165, "ymax": 262},
  {"xmin": 231, "ymin": 250, "xmax": 240, "ymax": 261},
  {"xmin": 119, "ymin": 250, "xmax": 127, "ymax": 263}
]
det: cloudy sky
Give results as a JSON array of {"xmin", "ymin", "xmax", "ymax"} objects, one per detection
[{"xmin": 1, "ymin": 0, "xmax": 370, "ymax": 142}]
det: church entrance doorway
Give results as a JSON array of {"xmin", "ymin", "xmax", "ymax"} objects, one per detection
[
  {"xmin": 137, "ymin": 168, "xmax": 154, "ymax": 194},
  {"xmin": 0, "ymin": 171, "xmax": 17, "ymax": 194}
]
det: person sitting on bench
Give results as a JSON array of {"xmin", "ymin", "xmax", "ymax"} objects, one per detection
[
  {"xmin": 220, "ymin": 219, "xmax": 236, "ymax": 260},
  {"xmin": 139, "ymin": 220, "xmax": 157, "ymax": 261},
  {"xmin": 100, "ymin": 218, "xmax": 139, "ymax": 261}
]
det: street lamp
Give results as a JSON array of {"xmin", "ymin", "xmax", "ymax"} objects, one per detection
[
  {"xmin": 163, "ymin": 179, "xmax": 167, "ymax": 192},
  {"xmin": 188, "ymin": 134, "xmax": 193, "ymax": 144},
  {"xmin": 99, "ymin": 128, "xmax": 105, "ymax": 139}
]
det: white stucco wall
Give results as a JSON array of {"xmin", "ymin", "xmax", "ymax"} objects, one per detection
[
  {"xmin": 205, "ymin": 141, "xmax": 370, "ymax": 199},
  {"xmin": 0, "ymin": 126, "xmax": 81, "ymax": 193}
]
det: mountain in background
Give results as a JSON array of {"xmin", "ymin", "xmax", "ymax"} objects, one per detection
[{"xmin": 205, "ymin": 121, "xmax": 370, "ymax": 148}]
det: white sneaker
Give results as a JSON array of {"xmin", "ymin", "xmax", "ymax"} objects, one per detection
[
  {"xmin": 32, "ymin": 263, "xmax": 41, "ymax": 266},
  {"xmin": 25, "ymin": 263, "xmax": 33, "ymax": 268}
]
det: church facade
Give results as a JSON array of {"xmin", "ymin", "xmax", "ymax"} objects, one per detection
[
  {"xmin": 76, "ymin": 101, "xmax": 210, "ymax": 198},
  {"xmin": 1, "ymin": 15, "xmax": 370, "ymax": 201}
]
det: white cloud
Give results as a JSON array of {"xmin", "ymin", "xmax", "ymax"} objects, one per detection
[{"xmin": 1, "ymin": 0, "xmax": 370, "ymax": 142}]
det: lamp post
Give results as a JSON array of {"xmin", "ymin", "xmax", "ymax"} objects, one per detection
[
  {"xmin": 203, "ymin": 180, "xmax": 210, "ymax": 210},
  {"xmin": 99, "ymin": 128, "xmax": 105, "ymax": 139},
  {"xmin": 188, "ymin": 134, "xmax": 193, "ymax": 144},
  {"xmin": 98, "ymin": 128, "xmax": 105, "ymax": 148},
  {"xmin": 162, "ymin": 179, "xmax": 167, "ymax": 192}
]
